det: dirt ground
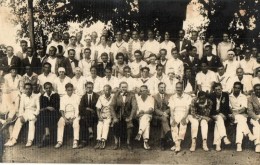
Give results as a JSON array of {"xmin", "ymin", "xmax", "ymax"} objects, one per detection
[{"xmin": 1, "ymin": 122, "xmax": 260, "ymax": 164}]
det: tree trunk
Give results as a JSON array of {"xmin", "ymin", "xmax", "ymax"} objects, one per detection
[{"xmin": 27, "ymin": 0, "xmax": 35, "ymax": 53}]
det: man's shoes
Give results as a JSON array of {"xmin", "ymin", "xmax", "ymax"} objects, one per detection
[
  {"xmin": 248, "ymin": 133, "xmax": 256, "ymax": 141},
  {"xmin": 202, "ymin": 140, "xmax": 209, "ymax": 151},
  {"xmin": 38, "ymin": 134, "xmax": 50, "ymax": 148},
  {"xmin": 216, "ymin": 144, "xmax": 221, "ymax": 151},
  {"xmin": 94, "ymin": 140, "xmax": 101, "ymax": 149},
  {"xmin": 89, "ymin": 132, "xmax": 94, "ymax": 140},
  {"xmin": 160, "ymin": 138, "xmax": 165, "ymax": 151},
  {"xmin": 175, "ymin": 140, "xmax": 181, "ymax": 152},
  {"xmin": 190, "ymin": 138, "xmax": 196, "ymax": 152},
  {"xmin": 165, "ymin": 131, "xmax": 173, "ymax": 143},
  {"xmin": 135, "ymin": 134, "xmax": 141, "ymax": 141},
  {"xmin": 78, "ymin": 141, "xmax": 87, "ymax": 148},
  {"xmin": 25, "ymin": 140, "xmax": 33, "ymax": 147},
  {"xmin": 72, "ymin": 140, "xmax": 79, "ymax": 149},
  {"xmin": 170, "ymin": 145, "xmax": 176, "ymax": 151},
  {"xmin": 54, "ymin": 142, "xmax": 62, "ymax": 149},
  {"xmin": 100, "ymin": 140, "xmax": 106, "ymax": 149},
  {"xmin": 236, "ymin": 143, "xmax": 242, "ymax": 152},
  {"xmin": 4, "ymin": 138, "xmax": 17, "ymax": 147},
  {"xmin": 255, "ymin": 144, "xmax": 260, "ymax": 153},
  {"xmin": 223, "ymin": 137, "xmax": 231, "ymax": 145},
  {"xmin": 113, "ymin": 143, "xmax": 119, "ymax": 150},
  {"xmin": 143, "ymin": 141, "xmax": 151, "ymax": 150},
  {"xmin": 127, "ymin": 144, "xmax": 133, "ymax": 150}
]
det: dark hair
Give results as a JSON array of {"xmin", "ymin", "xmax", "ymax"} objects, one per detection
[
  {"xmin": 204, "ymin": 44, "xmax": 212, "ymax": 50},
  {"xmin": 156, "ymin": 64, "xmax": 164, "ymax": 70},
  {"xmin": 253, "ymin": 83, "xmax": 260, "ymax": 90},
  {"xmin": 85, "ymin": 81, "xmax": 94, "ymax": 87},
  {"xmin": 140, "ymin": 85, "xmax": 148, "ymax": 89},
  {"xmin": 103, "ymin": 84, "xmax": 112, "ymax": 90},
  {"xmin": 175, "ymin": 82, "xmax": 183, "ymax": 87},
  {"xmin": 116, "ymin": 52, "xmax": 124, "ymax": 59},
  {"xmin": 197, "ymin": 91, "xmax": 207, "ymax": 98},
  {"xmin": 65, "ymin": 83, "xmax": 74, "ymax": 89},
  {"xmin": 49, "ymin": 46, "xmax": 57, "ymax": 53},
  {"xmin": 101, "ymin": 52, "xmax": 108, "ymax": 58},
  {"xmin": 68, "ymin": 49, "xmax": 76, "ymax": 54},
  {"xmin": 90, "ymin": 66, "xmax": 96, "ymax": 71},
  {"xmin": 119, "ymin": 81, "xmax": 128, "ymax": 87},
  {"xmin": 141, "ymin": 66, "xmax": 150, "ymax": 72},
  {"xmin": 134, "ymin": 50, "xmax": 142, "ymax": 56},
  {"xmin": 43, "ymin": 62, "xmax": 52, "ymax": 68},
  {"xmin": 84, "ymin": 48, "xmax": 91, "ymax": 53},
  {"xmin": 123, "ymin": 66, "xmax": 131, "ymax": 71},
  {"xmin": 171, "ymin": 47, "xmax": 178, "ymax": 53},
  {"xmin": 43, "ymin": 82, "xmax": 53, "ymax": 88},
  {"xmin": 20, "ymin": 40, "xmax": 28, "ymax": 44},
  {"xmin": 105, "ymin": 67, "xmax": 112, "ymax": 72},
  {"xmin": 24, "ymin": 82, "xmax": 33, "ymax": 88},
  {"xmin": 158, "ymin": 82, "xmax": 166, "ymax": 87},
  {"xmin": 57, "ymin": 45, "xmax": 64, "ymax": 54},
  {"xmin": 233, "ymin": 81, "xmax": 243, "ymax": 89},
  {"xmin": 212, "ymin": 82, "xmax": 222, "ymax": 89},
  {"xmin": 159, "ymin": 49, "xmax": 167, "ymax": 54}
]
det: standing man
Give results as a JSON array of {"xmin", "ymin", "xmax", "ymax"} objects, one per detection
[
  {"xmin": 217, "ymin": 32, "xmax": 234, "ymax": 61},
  {"xmin": 154, "ymin": 82, "xmax": 172, "ymax": 150},
  {"xmin": 201, "ymin": 45, "xmax": 222, "ymax": 72},
  {"xmin": 209, "ymin": 83, "xmax": 232, "ymax": 151},
  {"xmin": 190, "ymin": 31, "xmax": 203, "ymax": 59},
  {"xmin": 0, "ymin": 46, "xmax": 21, "ymax": 75},
  {"xmin": 229, "ymin": 82, "xmax": 255, "ymax": 152},
  {"xmin": 135, "ymin": 85, "xmax": 154, "ymax": 150},
  {"xmin": 21, "ymin": 47, "xmax": 41, "ymax": 75},
  {"xmin": 38, "ymin": 82, "xmax": 60, "ymax": 148},
  {"xmin": 165, "ymin": 48, "xmax": 184, "ymax": 79},
  {"xmin": 248, "ymin": 84, "xmax": 260, "ymax": 153},
  {"xmin": 79, "ymin": 82, "xmax": 99, "ymax": 148},
  {"xmin": 63, "ymin": 49, "xmax": 79, "ymax": 78},
  {"xmin": 169, "ymin": 82, "xmax": 192, "ymax": 152},
  {"xmin": 5, "ymin": 83, "xmax": 40, "ymax": 147},
  {"xmin": 110, "ymin": 82, "xmax": 137, "ymax": 150},
  {"xmin": 175, "ymin": 29, "xmax": 191, "ymax": 56},
  {"xmin": 55, "ymin": 83, "xmax": 80, "ymax": 149}
]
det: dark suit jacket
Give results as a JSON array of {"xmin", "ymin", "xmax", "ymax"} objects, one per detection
[
  {"xmin": 175, "ymin": 39, "xmax": 192, "ymax": 53},
  {"xmin": 22, "ymin": 56, "xmax": 41, "ymax": 74},
  {"xmin": 247, "ymin": 94, "xmax": 260, "ymax": 120},
  {"xmin": 63, "ymin": 58, "xmax": 79, "ymax": 78},
  {"xmin": 153, "ymin": 93, "xmax": 171, "ymax": 116},
  {"xmin": 79, "ymin": 92, "xmax": 99, "ymax": 118},
  {"xmin": 201, "ymin": 55, "xmax": 222, "ymax": 72},
  {"xmin": 181, "ymin": 54, "xmax": 200, "ymax": 74},
  {"xmin": 96, "ymin": 62, "xmax": 113, "ymax": 77},
  {"xmin": 209, "ymin": 92, "xmax": 232, "ymax": 117},
  {"xmin": 110, "ymin": 91, "xmax": 137, "ymax": 120},
  {"xmin": 0, "ymin": 55, "xmax": 21, "ymax": 75}
]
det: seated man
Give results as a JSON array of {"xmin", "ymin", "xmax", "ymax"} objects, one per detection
[
  {"xmin": 38, "ymin": 82, "xmax": 60, "ymax": 148},
  {"xmin": 5, "ymin": 83, "xmax": 40, "ymax": 147},
  {"xmin": 153, "ymin": 82, "xmax": 172, "ymax": 150},
  {"xmin": 189, "ymin": 91, "xmax": 213, "ymax": 152},
  {"xmin": 248, "ymin": 84, "xmax": 260, "ymax": 153},
  {"xmin": 209, "ymin": 83, "xmax": 232, "ymax": 151},
  {"xmin": 94, "ymin": 85, "xmax": 114, "ymax": 149},
  {"xmin": 135, "ymin": 85, "xmax": 154, "ymax": 150},
  {"xmin": 55, "ymin": 83, "xmax": 80, "ymax": 149},
  {"xmin": 229, "ymin": 82, "xmax": 255, "ymax": 152},
  {"xmin": 169, "ymin": 82, "xmax": 192, "ymax": 152}
]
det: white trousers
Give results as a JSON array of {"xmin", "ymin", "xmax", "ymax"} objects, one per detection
[
  {"xmin": 97, "ymin": 118, "xmax": 111, "ymax": 140},
  {"xmin": 213, "ymin": 115, "xmax": 227, "ymax": 145},
  {"xmin": 138, "ymin": 114, "xmax": 152, "ymax": 140},
  {"xmin": 189, "ymin": 115, "xmax": 209, "ymax": 140},
  {"xmin": 250, "ymin": 117, "xmax": 260, "ymax": 145},
  {"xmin": 234, "ymin": 114, "xmax": 251, "ymax": 144},
  {"xmin": 12, "ymin": 113, "xmax": 37, "ymax": 141},
  {"xmin": 171, "ymin": 113, "xmax": 188, "ymax": 142},
  {"xmin": 57, "ymin": 117, "xmax": 80, "ymax": 143}
]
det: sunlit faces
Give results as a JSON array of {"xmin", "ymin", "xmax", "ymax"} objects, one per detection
[
  {"xmin": 101, "ymin": 53, "xmax": 109, "ymax": 63},
  {"xmin": 68, "ymin": 50, "xmax": 76, "ymax": 60},
  {"xmin": 70, "ymin": 36, "xmax": 77, "ymax": 45},
  {"xmin": 10, "ymin": 68, "xmax": 17, "ymax": 77},
  {"xmin": 214, "ymin": 85, "xmax": 223, "ymax": 96},
  {"xmin": 24, "ymin": 84, "xmax": 33, "ymax": 96},
  {"xmin": 191, "ymin": 31, "xmax": 198, "ymax": 41},
  {"xmin": 90, "ymin": 67, "xmax": 97, "ymax": 76},
  {"xmin": 158, "ymin": 83, "xmax": 166, "ymax": 94},
  {"xmin": 254, "ymin": 85, "xmax": 260, "ymax": 97},
  {"xmin": 201, "ymin": 63, "xmax": 208, "ymax": 73},
  {"xmin": 85, "ymin": 83, "xmax": 94, "ymax": 93},
  {"xmin": 84, "ymin": 49, "xmax": 91, "ymax": 59},
  {"xmin": 44, "ymin": 83, "xmax": 53, "ymax": 96},
  {"xmin": 171, "ymin": 49, "xmax": 178, "ymax": 59},
  {"xmin": 227, "ymin": 50, "xmax": 235, "ymax": 60},
  {"xmin": 175, "ymin": 82, "xmax": 183, "ymax": 95},
  {"xmin": 147, "ymin": 30, "xmax": 154, "ymax": 39},
  {"xmin": 123, "ymin": 67, "xmax": 131, "ymax": 77},
  {"xmin": 217, "ymin": 66, "xmax": 225, "ymax": 75},
  {"xmin": 66, "ymin": 86, "xmax": 74, "ymax": 96},
  {"xmin": 168, "ymin": 72, "xmax": 176, "ymax": 79},
  {"xmin": 140, "ymin": 85, "xmax": 148, "ymax": 96},
  {"xmin": 115, "ymin": 31, "xmax": 123, "ymax": 41},
  {"xmin": 6, "ymin": 46, "xmax": 14, "ymax": 56},
  {"xmin": 164, "ymin": 32, "xmax": 170, "ymax": 40},
  {"xmin": 103, "ymin": 85, "xmax": 112, "ymax": 96},
  {"xmin": 236, "ymin": 68, "xmax": 244, "ymax": 78},
  {"xmin": 132, "ymin": 31, "xmax": 139, "ymax": 40},
  {"xmin": 49, "ymin": 47, "xmax": 56, "ymax": 56},
  {"xmin": 105, "ymin": 68, "xmax": 112, "ymax": 78},
  {"xmin": 43, "ymin": 63, "xmax": 51, "ymax": 74},
  {"xmin": 223, "ymin": 33, "xmax": 229, "ymax": 42},
  {"xmin": 120, "ymin": 82, "xmax": 128, "ymax": 93}
]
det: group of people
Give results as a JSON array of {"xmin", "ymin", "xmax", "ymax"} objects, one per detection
[{"xmin": 0, "ymin": 29, "xmax": 260, "ymax": 153}]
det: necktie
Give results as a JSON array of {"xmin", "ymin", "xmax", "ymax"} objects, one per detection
[{"xmin": 88, "ymin": 94, "xmax": 92, "ymax": 106}]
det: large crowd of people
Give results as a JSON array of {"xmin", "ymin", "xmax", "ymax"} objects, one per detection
[{"xmin": 0, "ymin": 29, "xmax": 260, "ymax": 153}]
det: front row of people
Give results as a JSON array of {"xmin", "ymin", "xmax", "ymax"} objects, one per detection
[{"xmin": 2, "ymin": 81, "xmax": 260, "ymax": 153}]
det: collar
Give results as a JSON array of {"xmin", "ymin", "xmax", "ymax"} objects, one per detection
[
  {"xmin": 176, "ymin": 93, "xmax": 184, "ymax": 98},
  {"xmin": 44, "ymin": 91, "xmax": 55, "ymax": 97}
]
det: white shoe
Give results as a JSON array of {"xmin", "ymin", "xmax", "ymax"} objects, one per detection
[
  {"xmin": 255, "ymin": 144, "xmax": 260, "ymax": 153},
  {"xmin": 72, "ymin": 140, "xmax": 78, "ymax": 149},
  {"xmin": 189, "ymin": 139, "xmax": 196, "ymax": 152},
  {"xmin": 216, "ymin": 144, "xmax": 221, "ymax": 151},
  {"xmin": 54, "ymin": 142, "xmax": 62, "ymax": 149},
  {"xmin": 236, "ymin": 143, "xmax": 242, "ymax": 152},
  {"xmin": 202, "ymin": 140, "xmax": 209, "ymax": 151},
  {"xmin": 175, "ymin": 141, "xmax": 181, "ymax": 152},
  {"xmin": 223, "ymin": 137, "xmax": 231, "ymax": 145},
  {"xmin": 248, "ymin": 133, "xmax": 256, "ymax": 142},
  {"xmin": 170, "ymin": 145, "xmax": 176, "ymax": 151},
  {"xmin": 4, "ymin": 138, "xmax": 17, "ymax": 147},
  {"xmin": 25, "ymin": 140, "xmax": 33, "ymax": 147}
]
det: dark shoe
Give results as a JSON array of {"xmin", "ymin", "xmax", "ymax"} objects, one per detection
[
  {"xmin": 38, "ymin": 134, "xmax": 50, "ymax": 148},
  {"xmin": 160, "ymin": 138, "xmax": 165, "ymax": 151},
  {"xmin": 89, "ymin": 132, "xmax": 94, "ymax": 140},
  {"xmin": 78, "ymin": 141, "xmax": 87, "ymax": 148},
  {"xmin": 113, "ymin": 143, "xmax": 119, "ymax": 150},
  {"xmin": 94, "ymin": 141, "xmax": 101, "ymax": 149},
  {"xmin": 100, "ymin": 141, "xmax": 106, "ymax": 149},
  {"xmin": 165, "ymin": 131, "xmax": 173, "ymax": 143},
  {"xmin": 127, "ymin": 144, "xmax": 133, "ymax": 150}
]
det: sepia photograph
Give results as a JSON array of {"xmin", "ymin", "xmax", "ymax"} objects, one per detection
[{"xmin": 0, "ymin": 0, "xmax": 260, "ymax": 164}]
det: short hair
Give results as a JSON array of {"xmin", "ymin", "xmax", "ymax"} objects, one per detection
[
  {"xmin": 119, "ymin": 81, "xmax": 128, "ymax": 87},
  {"xmin": 204, "ymin": 44, "xmax": 212, "ymax": 49},
  {"xmin": 197, "ymin": 91, "xmax": 207, "ymax": 98},
  {"xmin": 105, "ymin": 67, "xmax": 112, "ymax": 72},
  {"xmin": 233, "ymin": 81, "xmax": 243, "ymax": 89},
  {"xmin": 116, "ymin": 52, "xmax": 124, "ymax": 59},
  {"xmin": 84, "ymin": 48, "xmax": 91, "ymax": 53},
  {"xmin": 24, "ymin": 82, "xmax": 33, "ymax": 88},
  {"xmin": 236, "ymin": 67, "xmax": 244, "ymax": 73},
  {"xmin": 187, "ymin": 46, "xmax": 197, "ymax": 52},
  {"xmin": 43, "ymin": 62, "xmax": 51, "ymax": 68},
  {"xmin": 212, "ymin": 82, "xmax": 222, "ymax": 89},
  {"xmin": 57, "ymin": 45, "xmax": 64, "ymax": 54},
  {"xmin": 85, "ymin": 81, "xmax": 94, "ymax": 87},
  {"xmin": 158, "ymin": 82, "xmax": 166, "ymax": 87},
  {"xmin": 43, "ymin": 82, "xmax": 53, "ymax": 88},
  {"xmin": 141, "ymin": 66, "xmax": 150, "ymax": 72},
  {"xmin": 103, "ymin": 84, "xmax": 112, "ymax": 90},
  {"xmin": 68, "ymin": 49, "xmax": 76, "ymax": 54},
  {"xmin": 140, "ymin": 85, "xmax": 148, "ymax": 89},
  {"xmin": 171, "ymin": 47, "xmax": 178, "ymax": 53},
  {"xmin": 6, "ymin": 46, "xmax": 14, "ymax": 50},
  {"xmin": 256, "ymin": 69, "xmax": 260, "ymax": 75},
  {"xmin": 90, "ymin": 66, "xmax": 96, "ymax": 71},
  {"xmin": 159, "ymin": 49, "xmax": 167, "ymax": 54},
  {"xmin": 149, "ymin": 53, "xmax": 157, "ymax": 59},
  {"xmin": 123, "ymin": 66, "xmax": 131, "ymax": 71},
  {"xmin": 134, "ymin": 50, "xmax": 142, "ymax": 56},
  {"xmin": 20, "ymin": 40, "xmax": 28, "ymax": 44},
  {"xmin": 65, "ymin": 83, "xmax": 74, "ymax": 89},
  {"xmin": 253, "ymin": 83, "xmax": 260, "ymax": 90},
  {"xmin": 175, "ymin": 82, "xmax": 183, "ymax": 87},
  {"xmin": 101, "ymin": 52, "xmax": 108, "ymax": 58},
  {"xmin": 49, "ymin": 46, "xmax": 57, "ymax": 53},
  {"xmin": 156, "ymin": 64, "xmax": 164, "ymax": 70}
]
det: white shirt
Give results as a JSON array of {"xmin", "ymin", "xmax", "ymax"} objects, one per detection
[
  {"xmin": 19, "ymin": 93, "xmax": 40, "ymax": 117},
  {"xmin": 147, "ymin": 63, "xmax": 157, "ymax": 75},
  {"xmin": 38, "ymin": 73, "xmax": 57, "ymax": 86},
  {"xmin": 227, "ymin": 75, "xmax": 253, "ymax": 93},
  {"xmin": 128, "ymin": 40, "xmax": 142, "ymax": 60},
  {"xmin": 96, "ymin": 94, "xmax": 114, "ymax": 109},
  {"xmin": 100, "ymin": 76, "xmax": 119, "ymax": 90},
  {"xmin": 71, "ymin": 76, "xmax": 86, "ymax": 97},
  {"xmin": 95, "ymin": 44, "xmax": 111, "ymax": 63},
  {"xmin": 142, "ymin": 40, "xmax": 160, "ymax": 58},
  {"xmin": 240, "ymin": 58, "xmax": 256, "ymax": 74},
  {"xmin": 216, "ymin": 73, "xmax": 231, "ymax": 92},
  {"xmin": 3, "ymin": 74, "xmax": 22, "ymax": 93},
  {"xmin": 129, "ymin": 60, "xmax": 147, "ymax": 76},
  {"xmin": 136, "ymin": 77, "xmax": 153, "ymax": 91},
  {"xmin": 191, "ymin": 39, "xmax": 204, "ymax": 59},
  {"xmin": 60, "ymin": 94, "xmax": 80, "ymax": 119},
  {"xmin": 223, "ymin": 60, "xmax": 241, "ymax": 77},
  {"xmin": 165, "ymin": 58, "xmax": 184, "ymax": 77},
  {"xmin": 204, "ymin": 42, "xmax": 217, "ymax": 55},
  {"xmin": 252, "ymin": 77, "xmax": 260, "ymax": 86},
  {"xmin": 53, "ymin": 76, "xmax": 71, "ymax": 97},
  {"xmin": 118, "ymin": 77, "xmax": 138, "ymax": 91},
  {"xmin": 160, "ymin": 41, "xmax": 176, "ymax": 59},
  {"xmin": 196, "ymin": 70, "xmax": 217, "ymax": 92},
  {"xmin": 7, "ymin": 55, "xmax": 14, "ymax": 66},
  {"xmin": 85, "ymin": 76, "xmax": 102, "ymax": 93},
  {"xmin": 81, "ymin": 45, "xmax": 96, "ymax": 60},
  {"xmin": 149, "ymin": 74, "xmax": 167, "ymax": 95},
  {"xmin": 217, "ymin": 42, "xmax": 234, "ymax": 61},
  {"xmin": 169, "ymin": 93, "xmax": 192, "ymax": 119},
  {"xmin": 164, "ymin": 77, "xmax": 179, "ymax": 95},
  {"xmin": 229, "ymin": 93, "xmax": 247, "ymax": 113},
  {"xmin": 136, "ymin": 95, "xmax": 154, "ymax": 116},
  {"xmin": 78, "ymin": 59, "xmax": 93, "ymax": 77},
  {"xmin": 46, "ymin": 57, "xmax": 57, "ymax": 74},
  {"xmin": 111, "ymin": 41, "xmax": 128, "ymax": 56}
]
